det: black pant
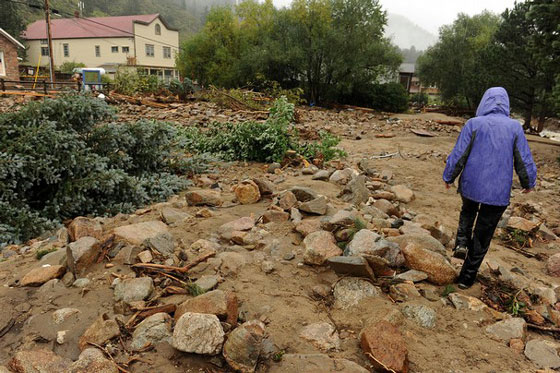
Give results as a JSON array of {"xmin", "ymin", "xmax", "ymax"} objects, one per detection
[{"xmin": 456, "ymin": 197, "xmax": 507, "ymax": 286}]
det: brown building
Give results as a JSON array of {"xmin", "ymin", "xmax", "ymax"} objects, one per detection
[{"xmin": 0, "ymin": 28, "xmax": 25, "ymax": 81}]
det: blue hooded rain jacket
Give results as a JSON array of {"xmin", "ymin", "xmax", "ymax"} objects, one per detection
[{"xmin": 443, "ymin": 87, "xmax": 537, "ymax": 206}]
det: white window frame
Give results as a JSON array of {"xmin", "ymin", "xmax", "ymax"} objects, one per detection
[
  {"xmin": 163, "ymin": 46, "xmax": 171, "ymax": 59},
  {"xmin": 111, "ymin": 46, "xmax": 119, "ymax": 53},
  {"xmin": 41, "ymin": 47, "xmax": 49, "ymax": 56},
  {"xmin": 122, "ymin": 46, "xmax": 130, "ymax": 53},
  {"xmin": 63, "ymin": 43, "xmax": 69, "ymax": 57},
  {"xmin": 0, "ymin": 51, "xmax": 5, "ymax": 77},
  {"xmin": 145, "ymin": 44, "xmax": 154, "ymax": 57}
]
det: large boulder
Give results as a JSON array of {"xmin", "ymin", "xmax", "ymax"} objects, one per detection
[
  {"xmin": 69, "ymin": 348, "xmax": 118, "ymax": 373},
  {"xmin": 388, "ymin": 234, "xmax": 446, "ymax": 256},
  {"xmin": 68, "ymin": 217, "xmax": 104, "ymax": 242},
  {"xmin": 507, "ymin": 217, "xmax": 540, "ymax": 232},
  {"xmin": 174, "ymin": 290, "xmax": 238, "ymax": 326},
  {"xmin": 339, "ymin": 175, "xmax": 369, "ymax": 205},
  {"xmin": 299, "ymin": 196, "xmax": 328, "ymax": 215},
  {"xmin": 185, "ymin": 189, "xmax": 223, "ymax": 207},
  {"xmin": 289, "ymin": 186, "xmax": 318, "ymax": 202},
  {"xmin": 79, "ymin": 314, "xmax": 120, "ymax": 350},
  {"xmin": 234, "ymin": 180, "xmax": 261, "ymax": 205},
  {"xmin": 391, "ymin": 185, "xmax": 415, "ymax": 203},
  {"xmin": 21, "ymin": 265, "xmax": 66, "ymax": 287},
  {"xmin": 113, "ymin": 221, "xmax": 169, "ymax": 246},
  {"xmin": 401, "ymin": 244, "xmax": 456, "ymax": 285},
  {"xmin": 131, "ymin": 313, "xmax": 173, "ymax": 350},
  {"xmin": 172, "ymin": 313, "xmax": 225, "ymax": 355},
  {"xmin": 303, "ymin": 231, "xmax": 342, "ymax": 265},
  {"xmin": 361, "ymin": 320, "xmax": 408, "ymax": 373},
  {"xmin": 113, "ymin": 277, "xmax": 154, "ymax": 303},
  {"xmin": 66, "ymin": 236, "xmax": 100, "ymax": 275},
  {"xmin": 345, "ymin": 230, "xmax": 403, "ymax": 268},
  {"xmin": 524, "ymin": 339, "xmax": 560, "ymax": 369},
  {"xmin": 485, "ymin": 318, "xmax": 526, "ymax": 341},
  {"xmin": 10, "ymin": 350, "xmax": 72, "ymax": 373},
  {"xmin": 223, "ymin": 320, "xmax": 266, "ymax": 373},
  {"xmin": 333, "ymin": 277, "xmax": 380, "ymax": 309},
  {"xmin": 300, "ymin": 322, "xmax": 340, "ymax": 351}
]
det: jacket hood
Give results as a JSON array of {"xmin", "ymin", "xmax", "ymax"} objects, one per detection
[{"xmin": 476, "ymin": 87, "xmax": 510, "ymax": 117}]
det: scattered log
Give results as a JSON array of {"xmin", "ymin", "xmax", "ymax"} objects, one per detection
[{"xmin": 435, "ymin": 120, "xmax": 463, "ymax": 126}]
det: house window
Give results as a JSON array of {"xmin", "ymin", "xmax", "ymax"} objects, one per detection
[
  {"xmin": 40, "ymin": 39, "xmax": 47, "ymax": 45},
  {"xmin": 111, "ymin": 46, "xmax": 118, "ymax": 53},
  {"xmin": 95, "ymin": 45, "xmax": 100, "ymax": 57},
  {"xmin": 122, "ymin": 46, "xmax": 130, "ymax": 53},
  {"xmin": 155, "ymin": 24, "xmax": 161, "ymax": 35},
  {"xmin": 0, "ymin": 51, "xmax": 5, "ymax": 76},
  {"xmin": 63, "ymin": 43, "xmax": 69, "ymax": 57},
  {"xmin": 163, "ymin": 46, "xmax": 171, "ymax": 59},
  {"xmin": 145, "ymin": 44, "xmax": 154, "ymax": 57},
  {"xmin": 41, "ymin": 47, "xmax": 49, "ymax": 56}
]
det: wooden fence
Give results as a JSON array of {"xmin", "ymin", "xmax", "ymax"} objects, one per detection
[{"xmin": 0, "ymin": 79, "xmax": 111, "ymax": 96}]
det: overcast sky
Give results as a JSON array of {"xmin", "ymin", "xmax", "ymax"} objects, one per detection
[{"xmin": 271, "ymin": 0, "xmax": 517, "ymax": 34}]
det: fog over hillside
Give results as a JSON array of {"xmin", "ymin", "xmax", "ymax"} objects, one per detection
[{"xmin": 385, "ymin": 13, "xmax": 438, "ymax": 51}]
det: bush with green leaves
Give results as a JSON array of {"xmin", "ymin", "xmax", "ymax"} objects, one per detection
[
  {"xmin": 410, "ymin": 92, "xmax": 429, "ymax": 107},
  {"xmin": 371, "ymin": 83, "xmax": 409, "ymax": 113},
  {"xmin": 168, "ymin": 78, "xmax": 195, "ymax": 100},
  {"xmin": 113, "ymin": 69, "xmax": 163, "ymax": 96},
  {"xmin": 59, "ymin": 61, "xmax": 86, "ymax": 74},
  {"xmin": 0, "ymin": 94, "xmax": 200, "ymax": 246},
  {"xmin": 180, "ymin": 96, "xmax": 345, "ymax": 163}
]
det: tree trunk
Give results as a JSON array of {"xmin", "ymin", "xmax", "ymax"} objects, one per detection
[
  {"xmin": 523, "ymin": 108, "xmax": 533, "ymax": 132},
  {"xmin": 537, "ymin": 112, "xmax": 546, "ymax": 133}
]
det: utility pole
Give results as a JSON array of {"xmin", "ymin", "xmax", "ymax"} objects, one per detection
[{"xmin": 44, "ymin": 0, "xmax": 55, "ymax": 86}]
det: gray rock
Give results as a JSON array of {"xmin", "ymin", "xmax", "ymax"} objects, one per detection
[
  {"xmin": 290, "ymin": 208, "xmax": 303, "ymax": 224},
  {"xmin": 323, "ymin": 210, "xmax": 357, "ymax": 230},
  {"xmin": 72, "ymin": 278, "xmax": 91, "ymax": 288},
  {"xmin": 52, "ymin": 308, "xmax": 81, "ymax": 324},
  {"xmin": 290, "ymin": 186, "xmax": 319, "ymax": 202},
  {"xmin": 533, "ymin": 286, "xmax": 557, "ymax": 305},
  {"xmin": 327, "ymin": 256, "xmax": 375, "ymax": 280},
  {"xmin": 194, "ymin": 275, "xmax": 221, "ymax": 292},
  {"xmin": 268, "ymin": 163, "xmax": 281, "ymax": 173},
  {"xmin": 485, "ymin": 318, "xmax": 526, "ymax": 341},
  {"xmin": 223, "ymin": 320, "xmax": 266, "ymax": 373},
  {"xmin": 161, "ymin": 207, "xmax": 192, "ymax": 225},
  {"xmin": 388, "ymin": 233, "xmax": 447, "ymax": 256},
  {"xmin": 299, "ymin": 196, "xmax": 328, "ymax": 215},
  {"xmin": 339, "ymin": 175, "xmax": 369, "ymax": 205},
  {"xmin": 69, "ymin": 348, "xmax": 118, "ymax": 373},
  {"xmin": 131, "ymin": 313, "xmax": 172, "ymax": 350},
  {"xmin": 345, "ymin": 230, "xmax": 403, "ymax": 267},
  {"xmin": 329, "ymin": 168, "xmax": 355, "ymax": 185},
  {"xmin": 144, "ymin": 232, "xmax": 175, "ymax": 258},
  {"xmin": 361, "ymin": 205, "xmax": 389, "ymax": 220},
  {"xmin": 524, "ymin": 339, "xmax": 560, "ymax": 369},
  {"xmin": 333, "ymin": 277, "xmax": 380, "ymax": 309},
  {"xmin": 303, "ymin": 231, "xmax": 342, "ymax": 265},
  {"xmin": 402, "ymin": 303, "xmax": 436, "ymax": 328},
  {"xmin": 172, "ymin": 312, "xmax": 225, "ymax": 355},
  {"xmin": 396, "ymin": 270, "xmax": 428, "ymax": 283},
  {"xmin": 67, "ymin": 236, "xmax": 99, "ymax": 275},
  {"xmin": 114, "ymin": 277, "xmax": 154, "ymax": 303},
  {"xmin": 312, "ymin": 170, "xmax": 331, "ymax": 180},
  {"xmin": 300, "ymin": 322, "xmax": 340, "ymax": 351},
  {"xmin": 261, "ymin": 260, "xmax": 275, "ymax": 274}
]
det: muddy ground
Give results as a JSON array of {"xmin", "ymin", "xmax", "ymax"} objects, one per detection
[{"xmin": 0, "ymin": 99, "xmax": 559, "ymax": 373}]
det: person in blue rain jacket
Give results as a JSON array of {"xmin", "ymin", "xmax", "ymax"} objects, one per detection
[{"xmin": 443, "ymin": 87, "xmax": 537, "ymax": 289}]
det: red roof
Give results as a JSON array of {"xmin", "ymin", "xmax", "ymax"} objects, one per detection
[{"xmin": 23, "ymin": 14, "xmax": 162, "ymax": 40}]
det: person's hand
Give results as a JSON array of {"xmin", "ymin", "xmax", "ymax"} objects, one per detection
[
  {"xmin": 444, "ymin": 182, "xmax": 451, "ymax": 189},
  {"xmin": 522, "ymin": 188, "xmax": 533, "ymax": 194}
]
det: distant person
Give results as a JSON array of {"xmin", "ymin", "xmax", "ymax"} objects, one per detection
[{"xmin": 443, "ymin": 87, "xmax": 537, "ymax": 289}]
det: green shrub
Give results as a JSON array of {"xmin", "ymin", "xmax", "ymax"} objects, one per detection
[
  {"xmin": 181, "ymin": 97, "xmax": 345, "ymax": 163},
  {"xmin": 113, "ymin": 69, "xmax": 163, "ymax": 95},
  {"xmin": 168, "ymin": 78, "xmax": 195, "ymax": 100},
  {"xmin": 59, "ymin": 61, "xmax": 86, "ymax": 74},
  {"xmin": 410, "ymin": 92, "xmax": 429, "ymax": 107},
  {"xmin": 0, "ymin": 94, "xmax": 200, "ymax": 246},
  {"xmin": 371, "ymin": 82, "xmax": 409, "ymax": 113}
]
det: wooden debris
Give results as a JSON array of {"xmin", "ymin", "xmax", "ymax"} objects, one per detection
[
  {"xmin": 435, "ymin": 120, "xmax": 463, "ymax": 126},
  {"xmin": 135, "ymin": 304, "xmax": 176, "ymax": 320},
  {"xmin": 375, "ymin": 133, "xmax": 395, "ymax": 138},
  {"xmin": 132, "ymin": 250, "xmax": 216, "ymax": 274},
  {"xmin": 411, "ymin": 129, "xmax": 436, "ymax": 137}
]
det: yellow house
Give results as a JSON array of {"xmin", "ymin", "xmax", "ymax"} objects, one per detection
[{"xmin": 23, "ymin": 14, "xmax": 179, "ymax": 81}]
